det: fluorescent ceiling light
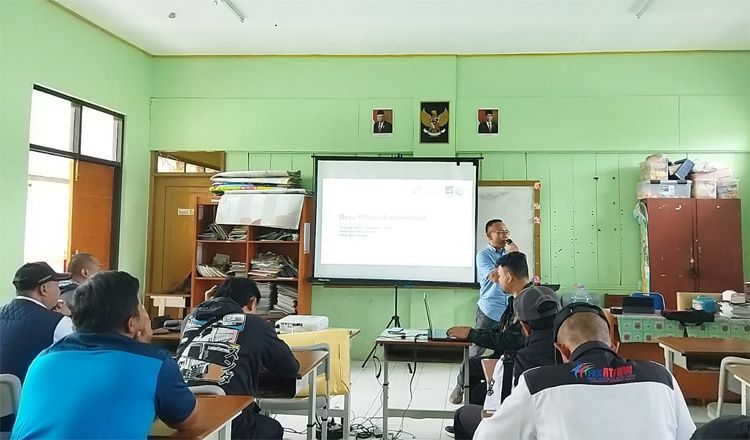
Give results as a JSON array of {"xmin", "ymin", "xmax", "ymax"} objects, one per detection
[{"xmin": 220, "ymin": 0, "xmax": 245, "ymax": 23}]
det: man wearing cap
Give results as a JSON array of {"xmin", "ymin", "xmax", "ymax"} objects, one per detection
[
  {"xmin": 373, "ymin": 110, "xmax": 392, "ymax": 134},
  {"xmin": 448, "ymin": 285, "xmax": 560, "ymax": 440},
  {"xmin": 0, "ymin": 262, "xmax": 75, "ymax": 432},
  {"xmin": 474, "ymin": 303, "xmax": 696, "ymax": 440}
]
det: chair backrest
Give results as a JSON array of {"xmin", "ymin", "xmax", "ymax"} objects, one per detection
[
  {"xmin": 676, "ymin": 292, "xmax": 722, "ymax": 311},
  {"xmin": 716, "ymin": 356, "xmax": 750, "ymax": 416},
  {"xmin": 630, "ymin": 292, "xmax": 665, "ymax": 310},
  {"xmin": 280, "ymin": 329, "xmax": 352, "ymax": 396},
  {"xmin": 0, "ymin": 374, "xmax": 22, "ymax": 419},
  {"xmin": 189, "ymin": 385, "xmax": 226, "ymax": 396}
]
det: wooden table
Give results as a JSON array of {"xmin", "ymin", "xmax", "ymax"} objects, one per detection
[
  {"xmin": 376, "ymin": 330, "xmax": 471, "ymax": 439},
  {"xmin": 657, "ymin": 337, "xmax": 750, "ymax": 373},
  {"xmin": 151, "ymin": 332, "xmax": 182, "ymax": 341},
  {"xmin": 149, "ymin": 395, "xmax": 252, "ymax": 440},
  {"xmin": 727, "ymin": 364, "xmax": 750, "ymax": 415}
]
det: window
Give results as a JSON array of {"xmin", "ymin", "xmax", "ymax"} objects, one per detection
[
  {"xmin": 156, "ymin": 153, "xmax": 219, "ymax": 174},
  {"xmin": 24, "ymin": 86, "xmax": 124, "ymax": 271},
  {"xmin": 29, "ymin": 86, "xmax": 123, "ymax": 163}
]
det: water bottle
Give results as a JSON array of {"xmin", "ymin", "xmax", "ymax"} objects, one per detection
[{"xmin": 570, "ymin": 284, "xmax": 592, "ymax": 304}]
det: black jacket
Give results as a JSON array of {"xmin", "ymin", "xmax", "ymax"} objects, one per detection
[
  {"xmin": 176, "ymin": 297, "xmax": 299, "ymax": 397},
  {"xmin": 512, "ymin": 328, "xmax": 556, "ymax": 383},
  {"xmin": 468, "ymin": 295, "xmax": 525, "ymax": 359}
]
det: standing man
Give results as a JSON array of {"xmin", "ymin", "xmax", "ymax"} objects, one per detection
[
  {"xmin": 59, "ymin": 253, "xmax": 101, "ymax": 309},
  {"xmin": 373, "ymin": 110, "xmax": 393, "ymax": 134},
  {"xmin": 449, "ymin": 219, "xmax": 517, "ymax": 404}
]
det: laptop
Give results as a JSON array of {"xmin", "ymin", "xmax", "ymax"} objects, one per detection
[{"xmin": 424, "ymin": 293, "xmax": 466, "ymax": 341}]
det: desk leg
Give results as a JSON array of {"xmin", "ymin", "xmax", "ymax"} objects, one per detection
[
  {"xmin": 307, "ymin": 370, "xmax": 317, "ymax": 440},
  {"xmin": 742, "ymin": 383, "xmax": 748, "ymax": 416},
  {"xmin": 662, "ymin": 346, "xmax": 674, "ymax": 373},
  {"xmin": 382, "ymin": 352, "xmax": 389, "ymax": 440},
  {"xmin": 462, "ymin": 346, "xmax": 470, "ymax": 406},
  {"xmin": 322, "ymin": 367, "xmax": 329, "ymax": 440},
  {"xmin": 219, "ymin": 420, "xmax": 231, "ymax": 440}
]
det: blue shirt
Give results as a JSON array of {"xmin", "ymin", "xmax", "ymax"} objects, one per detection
[
  {"xmin": 11, "ymin": 332, "xmax": 196, "ymax": 440},
  {"xmin": 476, "ymin": 245, "xmax": 509, "ymax": 321}
]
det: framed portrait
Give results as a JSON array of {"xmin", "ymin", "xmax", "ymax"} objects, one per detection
[
  {"xmin": 419, "ymin": 101, "xmax": 450, "ymax": 144},
  {"xmin": 477, "ymin": 109, "xmax": 499, "ymax": 135},
  {"xmin": 372, "ymin": 109, "xmax": 393, "ymax": 136}
]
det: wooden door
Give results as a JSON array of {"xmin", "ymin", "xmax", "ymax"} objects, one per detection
[
  {"xmin": 147, "ymin": 175, "xmax": 213, "ymax": 294},
  {"xmin": 695, "ymin": 199, "xmax": 744, "ymax": 293},
  {"xmin": 68, "ymin": 160, "xmax": 115, "ymax": 269},
  {"xmin": 647, "ymin": 199, "xmax": 696, "ymax": 309}
]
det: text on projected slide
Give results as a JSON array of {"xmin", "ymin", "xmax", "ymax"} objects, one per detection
[{"xmin": 320, "ymin": 178, "xmax": 475, "ymax": 267}]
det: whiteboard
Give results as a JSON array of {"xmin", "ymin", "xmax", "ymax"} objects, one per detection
[{"xmin": 476, "ymin": 182, "xmax": 540, "ymax": 279}]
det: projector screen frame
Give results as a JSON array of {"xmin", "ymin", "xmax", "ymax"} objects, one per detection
[{"xmin": 309, "ymin": 155, "xmax": 482, "ymax": 288}]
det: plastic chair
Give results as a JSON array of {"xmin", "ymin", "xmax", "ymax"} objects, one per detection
[
  {"xmin": 707, "ymin": 356, "xmax": 750, "ymax": 419},
  {"xmin": 189, "ymin": 385, "xmax": 226, "ymax": 396},
  {"xmin": 0, "ymin": 374, "xmax": 22, "ymax": 440},
  {"xmin": 631, "ymin": 292, "xmax": 665, "ymax": 310}
]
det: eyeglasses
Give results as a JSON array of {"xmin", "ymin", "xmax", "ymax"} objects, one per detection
[{"xmin": 490, "ymin": 230, "xmax": 511, "ymax": 235}]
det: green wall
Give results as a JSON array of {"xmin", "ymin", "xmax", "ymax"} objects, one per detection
[
  {"xmin": 151, "ymin": 53, "xmax": 750, "ymax": 359},
  {"xmin": 0, "ymin": 0, "xmax": 153, "ymax": 302}
]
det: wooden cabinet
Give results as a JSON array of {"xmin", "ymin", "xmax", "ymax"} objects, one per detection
[
  {"xmin": 190, "ymin": 195, "xmax": 314, "ymax": 317},
  {"xmin": 647, "ymin": 198, "xmax": 743, "ymax": 310}
]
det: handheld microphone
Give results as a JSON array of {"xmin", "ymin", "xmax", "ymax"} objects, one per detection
[{"xmin": 506, "ymin": 238, "xmax": 513, "ymax": 245}]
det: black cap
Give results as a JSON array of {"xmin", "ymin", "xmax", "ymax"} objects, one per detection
[
  {"xmin": 515, "ymin": 286, "xmax": 560, "ymax": 321},
  {"xmin": 13, "ymin": 262, "xmax": 71, "ymax": 291},
  {"xmin": 552, "ymin": 302, "xmax": 610, "ymax": 343},
  {"xmin": 376, "ymin": 110, "xmax": 385, "ymax": 115}
]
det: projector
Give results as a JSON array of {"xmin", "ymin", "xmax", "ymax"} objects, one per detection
[{"xmin": 276, "ymin": 315, "xmax": 329, "ymax": 333}]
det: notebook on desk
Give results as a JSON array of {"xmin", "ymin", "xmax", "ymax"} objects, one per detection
[{"xmin": 424, "ymin": 293, "xmax": 467, "ymax": 341}]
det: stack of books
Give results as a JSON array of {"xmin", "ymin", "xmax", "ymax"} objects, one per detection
[
  {"xmin": 197, "ymin": 223, "xmax": 231, "ymax": 240},
  {"xmin": 197, "ymin": 264, "xmax": 227, "ymax": 278},
  {"xmin": 228, "ymin": 226, "xmax": 248, "ymax": 241},
  {"xmin": 249, "ymin": 252, "xmax": 298, "ymax": 279},
  {"xmin": 257, "ymin": 230, "xmax": 296, "ymax": 241},
  {"xmin": 228, "ymin": 262, "xmax": 247, "ymax": 277},
  {"xmin": 274, "ymin": 284, "xmax": 298, "ymax": 315},
  {"xmin": 256, "ymin": 283, "xmax": 273, "ymax": 314}
]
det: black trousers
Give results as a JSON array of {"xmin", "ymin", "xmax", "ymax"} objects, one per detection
[
  {"xmin": 232, "ymin": 409, "xmax": 284, "ymax": 440},
  {"xmin": 465, "ymin": 357, "xmax": 488, "ymax": 406},
  {"xmin": 453, "ymin": 404, "xmax": 483, "ymax": 440}
]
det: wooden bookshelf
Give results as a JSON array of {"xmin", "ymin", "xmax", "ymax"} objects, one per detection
[{"xmin": 190, "ymin": 195, "xmax": 314, "ymax": 316}]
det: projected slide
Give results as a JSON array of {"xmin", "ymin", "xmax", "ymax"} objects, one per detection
[{"xmin": 313, "ymin": 158, "xmax": 478, "ymax": 285}]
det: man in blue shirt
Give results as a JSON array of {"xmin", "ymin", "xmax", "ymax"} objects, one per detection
[
  {"xmin": 450, "ymin": 219, "xmax": 518, "ymax": 404},
  {"xmin": 11, "ymin": 271, "xmax": 200, "ymax": 439}
]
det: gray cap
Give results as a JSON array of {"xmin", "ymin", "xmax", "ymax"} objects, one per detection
[{"xmin": 515, "ymin": 286, "xmax": 560, "ymax": 322}]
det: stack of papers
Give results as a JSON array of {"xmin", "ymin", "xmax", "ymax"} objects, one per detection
[
  {"xmin": 249, "ymin": 252, "xmax": 298, "ymax": 278},
  {"xmin": 209, "ymin": 170, "xmax": 306, "ymax": 195},
  {"xmin": 719, "ymin": 301, "xmax": 750, "ymax": 319},
  {"xmin": 257, "ymin": 230, "xmax": 296, "ymax": 241}
]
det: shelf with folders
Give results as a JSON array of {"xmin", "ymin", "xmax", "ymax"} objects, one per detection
[{"xmin": 190, "ymin": 195, "xmax": 314, "ymax": 316}]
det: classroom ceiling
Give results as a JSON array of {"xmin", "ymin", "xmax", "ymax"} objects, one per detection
[{"xmin": 54, "ymin": 0, "xmax": 750, "ymax": 56}]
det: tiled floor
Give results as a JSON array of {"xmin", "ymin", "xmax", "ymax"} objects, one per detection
[{"xmin": 274, "ymin": 362, "xmax": 712, "ymax": 440}]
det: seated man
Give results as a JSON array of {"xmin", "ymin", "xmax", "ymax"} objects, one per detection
[
  {"xmin": 475, "ymin": 304, "xmax": 696, "ymax": 440},
  {"xmin": 59, "ymin": 252, "xmax": 101, "ymax": 309},
  {"xmin": 177, "ymin": 278, "xmax": 299, "ymax": 440},
  {"xmin": 446, "ymin": 252, "xmax": 531, "ymax": 404},
  {"xmin": 0, "ymin": 262, "xmax": 75, "ymax": 432},
  {"xmin": 11, "ymin": 271, "xmax": 198, "ymax": 439},
  {"xmin": 449, "ymin": 285, "xmax": 559, "ymax": 440}
]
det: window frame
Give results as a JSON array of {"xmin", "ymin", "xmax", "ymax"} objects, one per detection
[{"xmin": 28, "ymin": 85, "xmax": 124, "ymax": 269}]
